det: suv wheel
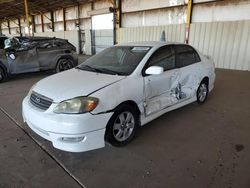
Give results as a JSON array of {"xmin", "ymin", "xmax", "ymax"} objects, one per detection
[
  {"xmin": 56, "ymin": 58, "xmax": 73, "ymax": 73},
  {"xmin": 0, "ymin": 67, "xmax": 6, "ymax": 83}
]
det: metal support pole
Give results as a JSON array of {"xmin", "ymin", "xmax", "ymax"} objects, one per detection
[
  {"xmin": 117, "ymin": 0, "xmax": 121, "ymax": 43},
  {"xmin": 113, "ymin": 0, "xmax": 121, "ymax": 44},
  {"xmin": 51, "ymin": 11, "xmax": 54, "ymax": 32},
  {"xmin": 63, "ymin": 8, "xmax": 66, "ymax": 31},
  {"xmin": 77, "ymin": 3, "xmax": 82, "ymax": 54},
  {"xmin": 7, "ymin": 20, "xmax": 11, "ymax": 34},
  {"xmin": 41, "ymin": 14, "xmax": 44, "ymax": 32},
  {"xmin": 90, "ymin": 1, "xmax": 94, "ymax": 55},
  {"xmin": 32, "ymin": 15, "xmax": 36, "ymax": 34},
  {"xmin": 24, "ymin": 0, "xmax": 30, "ymax": 36},
  {"xmin": 0, "ymin": 22, "xmax": 2, "ymax": 35},
  {"xmin": 18, "ymin": 18, "xmax": 22, "ymax": 36},
  {"xmin": 185, "ymin": 0, "xmax": 193, "ymax": 44}
]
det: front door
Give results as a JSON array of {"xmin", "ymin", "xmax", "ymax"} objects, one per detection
[{"xmin": 144, "ymin": 45, "xmax": 180, "ymax": 116}]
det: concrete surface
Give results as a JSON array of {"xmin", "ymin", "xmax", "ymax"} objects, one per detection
[{"xmin": 0, "ymin": 66, "xmax": 250, "ymax": 188}]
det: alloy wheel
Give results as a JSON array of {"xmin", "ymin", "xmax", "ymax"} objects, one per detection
[
  {"xmin": 58, "ymin": 59, "xmax": 72, "ymax": 72},
  {"xmin": 112, "ymin": 111, "xmax": 135, "ymax": 142},
  {"xmin": 198, "ymin": 83, "xmax": 208, "ymax": 102}
]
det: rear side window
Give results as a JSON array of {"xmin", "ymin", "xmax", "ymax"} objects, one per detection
[
  {"xmin": 0, "ymin": 37, "xmax": 7, "ymax": 49},
  {"xmin": 174, "ymin": 45, "xmax": 200, "ymax": 68},
  {"xmin": 147, "ymin": 45, "xmax": 175, "ymax": 71}
]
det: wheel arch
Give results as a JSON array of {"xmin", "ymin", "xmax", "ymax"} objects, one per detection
[
  {"xmin": 104, "ymin": 100, "xmax": 140, "ymax": 143},
  {"xmin": 201, "ymin": 76, "xmax": 209, "ymax": 86},
  {"xmin": 114, "ymin": 100, "xmax": 141, "ymax": 116},
  {"xmin": 56, "ymin": 55, "xmax": 75, "ymax": 68},
  {"xmin": 104, "ymin": 100, "xmax": 141, "ymax": 129}
]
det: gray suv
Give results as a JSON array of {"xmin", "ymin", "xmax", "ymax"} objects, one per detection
[{"xmin": 0, "ymin": 36, "xmax": 78, "ymax": 82}]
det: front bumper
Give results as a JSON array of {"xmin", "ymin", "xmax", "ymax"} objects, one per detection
[{"xmin": 22, "ymin": 96, "xmax": 113, "ymax": 152}]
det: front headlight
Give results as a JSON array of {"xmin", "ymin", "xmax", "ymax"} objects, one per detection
[{"xmin": 53, "ymin": 97, "xmax": 99, "ymax": 114}]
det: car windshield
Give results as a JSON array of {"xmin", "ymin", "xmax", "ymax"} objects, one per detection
[{"xmin": 77, "ymin": 46, "xmax": 151, "ymax": 76}]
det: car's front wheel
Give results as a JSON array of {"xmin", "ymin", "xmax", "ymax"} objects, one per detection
[
  {"xmin": 106, "ymin": 104, "xmax": 138, "ymax": 146},
  {"xmin": 197, "ymin": 80, "xmax": 209, "ymax": 104},
  {"xmin": 0, "ymin": 67, "xmax": 7, "ymax": 83},
  {"xmin": 56, "ymin": 58, "xmax": 74, "ymax": 73}
]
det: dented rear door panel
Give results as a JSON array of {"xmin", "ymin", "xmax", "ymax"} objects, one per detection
[{"xmin": 178, "ymin": 62, "xmax": 202, "ymax": 99}]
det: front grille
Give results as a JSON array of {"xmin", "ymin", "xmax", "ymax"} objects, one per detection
[{"xmin": 30, "ymin": 91, "xmax": 53, "ymax": 111}]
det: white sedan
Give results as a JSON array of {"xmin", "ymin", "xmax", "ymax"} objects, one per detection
[{"xmin": 22, "ymin": 42, "xmax": 215, "ymax": 152}]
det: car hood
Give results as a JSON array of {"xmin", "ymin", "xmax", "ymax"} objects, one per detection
[{"xmin": 33, "ymin": 68, "xmax": 125, "ymax": 102}]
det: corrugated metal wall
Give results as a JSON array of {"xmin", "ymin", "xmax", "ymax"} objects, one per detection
[
  {"xmin": 120, "ymin": 20, "xmax": 250, "ymax": 71},
  {"xmin": 120, "ymin": 24, "xmax": 186, "ymax": 43},
  {"xmin": 189, "ymin": 20, "xmax": 250, "ymax": 71}
]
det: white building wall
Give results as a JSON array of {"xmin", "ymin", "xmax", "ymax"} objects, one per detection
[
  {"xmin": 79, "ymin": 3, "xmax": 92, "ymax": 31},
  {"xmin": 122, "ymin": 0, "xmax": 185, "ymax": 13},
  {"xmin": 122, "ymin": 7, "xmax": 186, "ymax": 27},
  {"xmin": 122, "ymin": 0, "xmax": 250, "ymax": 28},
  {"xmin": 192, "ymin": 1, "xmax": 250, "ymax": 23}
]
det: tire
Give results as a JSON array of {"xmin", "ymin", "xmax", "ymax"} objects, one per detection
[
  {"xmin": 55, "ymin": 58, "xmax": 74, "ymax": 73},
  {"xmin": 0, "ymin": 67, "xmax": 6, "ymax": 83},
  {"xmin": 105, "ymin": 104, "xmax": 139, "ymax": 146},
  {"xmin": 197, "ymin": 80, "xmax": 209, "ymax": 104}
]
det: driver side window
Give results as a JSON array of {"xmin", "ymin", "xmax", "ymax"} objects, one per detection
[{"xmin": 147, "ymin": 45, "xmax": 175, "ymax": 71}]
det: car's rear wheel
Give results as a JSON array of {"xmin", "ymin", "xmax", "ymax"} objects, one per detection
[
  {"xmin": 56, "ymin": 58, "xmax": 73, "ymax": 73},
  {"xmin": 105, "ymin": 104, "xmax": 138, "ymax": 146},
  {"xmin": 197, "ymin": 81, "xmax": 208, "ymax": 104},
  {"xmin": 0, "ymin": 67, "xmax": 6, "ymax": 83}
]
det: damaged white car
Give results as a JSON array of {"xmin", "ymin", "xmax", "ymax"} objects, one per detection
[{"xmin": 22, "ymin": 42, "xmax": 215, "ymax": 152}]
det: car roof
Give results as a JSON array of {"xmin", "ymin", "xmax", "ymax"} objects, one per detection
[
  {"xmin": 117, "ymin": 41, "xmax": 184, "ymax": 47},
  {"xmin": 16, "ymin": 36, "xmax": 55, "ymax": 41}
]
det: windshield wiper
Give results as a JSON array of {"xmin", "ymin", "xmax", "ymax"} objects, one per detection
[
  {"xmin": 77, "ymin": 65, "xmax": 124, "ymax": 75},
  {"xmin": 76, "ymin": 65, "xmax": 103, "ymax": 73},
  {"xmin": 98, "ymin": 68, "xmax": 124, "ymax": 75}
]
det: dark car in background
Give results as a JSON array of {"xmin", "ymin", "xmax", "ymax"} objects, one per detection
[{"xmin": 0, "ymin": 36, "xmax": 78, "ymax": 82}]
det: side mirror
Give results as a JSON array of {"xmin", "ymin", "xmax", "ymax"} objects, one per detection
[{"xmin": 145, "ymin": 66, "xmax": 164, "ymax": 75}]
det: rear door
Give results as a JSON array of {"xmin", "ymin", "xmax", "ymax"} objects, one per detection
[
  {"xmin": 8, "ymin": 44, "xmax": 39, "ymax": 74},
  {"xmin": 144, "ymin": 45, "xmax": 180, "ymax": 116},
  {"xmin": 173, "ymin": 45, "xmax": 202, "ymax": 99},
  {"xmin": 36, "ymin": 40, "xmax": 62, "ymax": 69}
]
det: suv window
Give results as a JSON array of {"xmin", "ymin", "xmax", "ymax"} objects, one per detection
[
  {"xmin": 38, "ymin": 40, "xmax": 53, "ymax": 49},
  {"xmin": 174, "ymin": 45, "xmax": 200, "ymax": 68},
  {"xmin": 147, "ymin": 45, "xmax": 175, "ymax": 71},
  {"xmin": 0, "ymin": 37, "xmax": 7, "ymax": 49}
]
